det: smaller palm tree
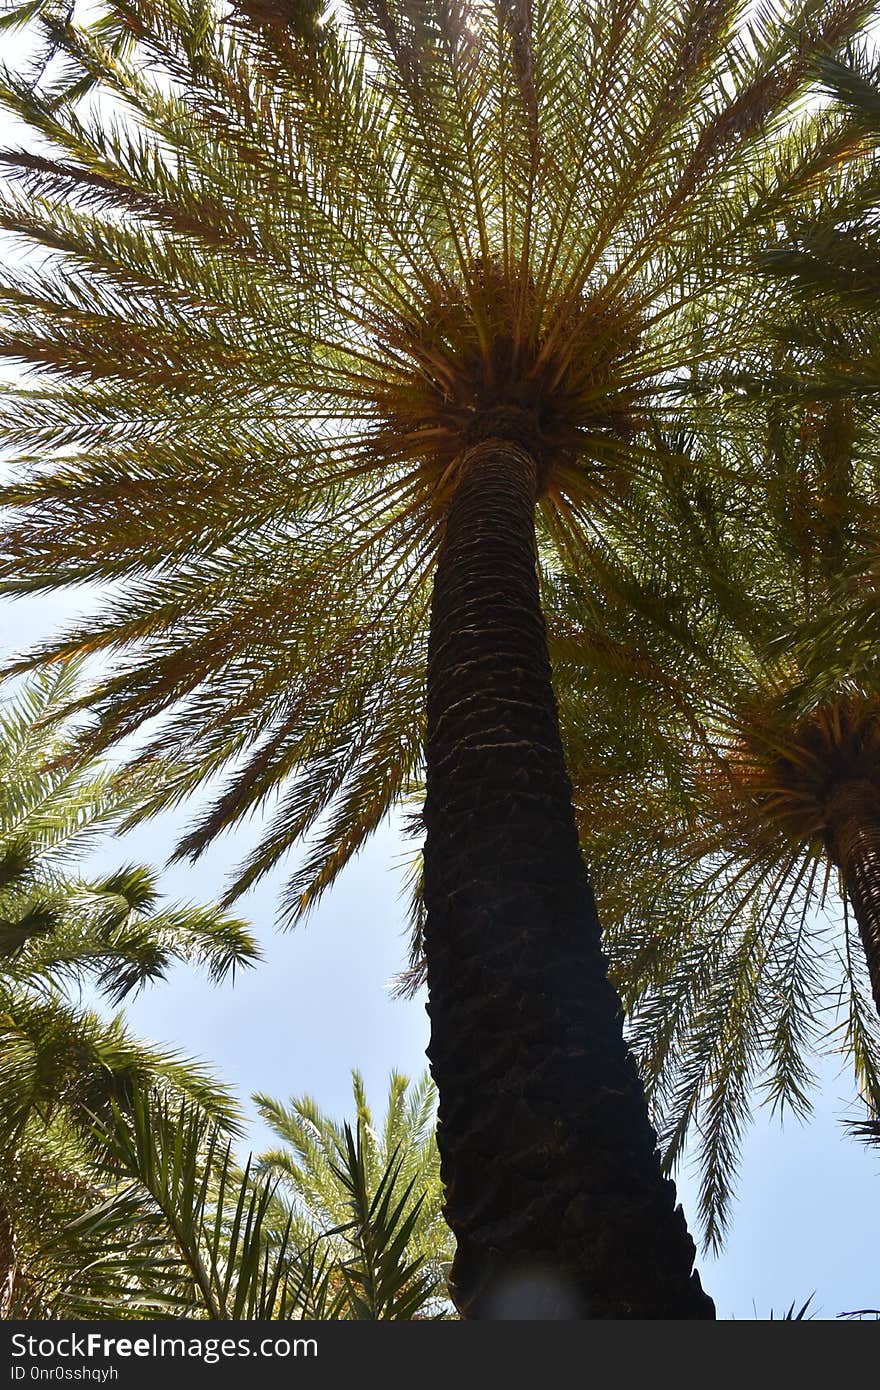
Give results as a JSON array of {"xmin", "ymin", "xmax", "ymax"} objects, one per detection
[
  {"xmin": 544, "ymin": 391, "xmax": 880, "ymax": 1244},
  {"xmin": 0, "ymin": 662, "xmax": 260, "ymax": 1312},
  {"xmin": 18, "ymin": 1071, "xmax": 454, "ymax": 1319},
  {"xmin": 255, "ymin": 1070, "xmax": 454, "ymax": 1318}
]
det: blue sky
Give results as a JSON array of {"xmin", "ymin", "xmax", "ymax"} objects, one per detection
[{"xmin": 1, "ymin": 16, "xmax": 878, "ymax": 1324}]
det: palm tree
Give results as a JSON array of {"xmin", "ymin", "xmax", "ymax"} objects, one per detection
[
  {"xmin": 254, "ymin": 1069, "xmax": 454, "ymax": 1317},
  {"xmin": 0, "ymin": 663, "xmax": 259, "ymax": 1311},
  {"xmin": 531, "ymin": 40, "xmax": 880, "ymax": 1234},
  {"xmin": 750, "ymin": 42, "xmax": 880, "ymax": 1010},
  {"xmin": 0, "ymin": 0, "xmax": 874, "ymax": 1315},
  {"xmin": 547, "ymin": 390, "xmax": 880, "ymax": 1244}
]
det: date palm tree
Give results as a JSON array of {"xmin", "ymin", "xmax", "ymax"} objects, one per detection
[
  {"xmin": 537, "ymin": 40, "xmax": 880, "ymax": 1238},
  {"xmin": 0, "ymin": 0, "xmax": 875, "ymax": 1315},
  {"xmin": 254, "ymin": 1069, "xmax": 454, "ymax": 1317},
  {"xmin": 0, "ymin": 663, "xmax": 258, "ymax": 1312},
  {"xmin": 15, "ymin": 1072, "xmax": 454, "ymax": 1319},
  {"xmin": 549, "ymin": 387, "xmax": 880, "ymax": 1244},
  {"xmin": 748, "ymin": 42, "xmax": 880, "ymax": 1010}
]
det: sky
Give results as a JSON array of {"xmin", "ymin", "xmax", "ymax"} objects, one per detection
[{"xmin": 1, "ymin": 11, "xmax": 879, "ymax": 1324}]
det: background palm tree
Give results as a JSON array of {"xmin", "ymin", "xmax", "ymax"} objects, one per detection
[
  {"xmin": 750, "ymin": 45, "xmax": 880, "ymax": 1011},
  {"xmin": 512, "ymin": 39, "xmax": 880, "ymax": 1239},
  {"xmin": 547, "ymin": 382, "xmax": 880, "ymax": 1244},
  {"xmin": 254, "ymin": 1069, "xmax": 454, "ymax": 1317},
  {"xmin": 1, "ymin": 0, "xmax": 875, "ymax": 1314},
  {"xmin": 0, "ymin": 663, "xmax": 259, "ymax": 1312},
  {"xmin": 11, "ymin": 1070, "xmax": 456, "ymax": 1319}
]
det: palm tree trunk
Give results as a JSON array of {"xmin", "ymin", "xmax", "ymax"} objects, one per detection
[
  {"xmin": 0, "ymin": 1198, "xmax": 16, "ymax": 1318},
  {"xmin": 828, "ymin": 781, "xmax": 880, "ymax": 1014},
  {"xmin": 422, "ymin": 434, "xmax": 713, "ymax": 1319}
]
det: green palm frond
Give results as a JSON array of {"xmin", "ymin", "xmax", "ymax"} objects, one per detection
[
  {"xmin": 326, "ymin": 1121, "xmax": 440, "ymax": 1319},
  {"xmin": 0, "ymin": 665, "xmax": 261, "ymax": 1004},
  {"xmin": 254, "ymin": 1069, "xmax": 453, "ymax": 1314},
  {"xmin": 0, "ymin": 984, "xmax": 240, "ymax": 1139},
  {"xmin": 18, "ymin": 1075, "xmax": 452, "ymax": 1319},
  {"xmin": 16, "ymin": 1085, "xmax": 335, "ymax": 1319},
  {"xmin": 2, "ymin": 1117, "xmax": 153, "ymax": 1319},
  {"xmin": 816, "ymin": 41, "xmax": 880, "ymax": 125},
  {"xmin": 756, "ymin": 42, "xmax": 880, "ymax": 329}
]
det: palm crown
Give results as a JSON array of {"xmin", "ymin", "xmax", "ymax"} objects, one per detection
[{"xmin": 255, "ymin": 1069, "xmax": 454, "ymax": 1316}]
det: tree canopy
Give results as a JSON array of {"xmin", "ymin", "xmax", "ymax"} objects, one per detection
[{"xmin": 0, "ymin": 0, "xmax": 873, "ymax": 916}]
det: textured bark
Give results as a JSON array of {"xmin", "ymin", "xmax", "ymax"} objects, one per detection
[
  {"xmin": 422, "ymin": 437, "xmax": 713, "ymax": 1319},
  {"xmin": 827, "ymin": 780, "xmax": 880, "ymax": 1015},
  {"xmin": 0, "ymin": 1199, "xmax": 15, "ymax": 1319}
]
